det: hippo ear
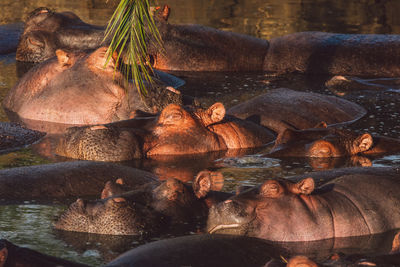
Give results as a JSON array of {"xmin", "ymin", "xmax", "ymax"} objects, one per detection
[
  {"xmin": 260, "ymin": 180, "xmax": 283, "ymax": 198},
  {"xmin": 390, "ymin": 232, "xmax": 400, "ymax": 254},
  {"xmin": 208, "ymin": 103, "xmax": 226, "ymax": 124},
  {"xmin": 313, "ymin": 121, "xmax": 328, "ymax": 129},
  {"xmin": 0, "ymin": 246, "xmax": 8, "ymax": 267},
  {"xmin": 193, "ymin": 171, "xmax": 224, "ymax": 198},
  {"xmin": 155, "ymin": 5, "xmax": 170, "ymax": 21},
  {"xmin": 275, "ymin": 128, "xmax": 296, "ymax": 145},
  {"xmin": 291, "ymin": 178, "xmax": 315, "ymax": 195},
  {"xmin": 115, "ymin": 178, "xmax": 125, "ymax": 185},
  {"xmin": 354, "ymin": 133, "xmax": 373, "ymax": 152}
]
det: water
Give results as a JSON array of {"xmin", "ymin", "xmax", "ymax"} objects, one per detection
[{"xmin": 1, "ymin": 0, "xmax": 400, "ymax": 265}]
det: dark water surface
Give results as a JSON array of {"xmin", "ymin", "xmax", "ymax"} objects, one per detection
[{"xmin": 1, "ymin": 0, "xmax": 400, "ymax": 265}]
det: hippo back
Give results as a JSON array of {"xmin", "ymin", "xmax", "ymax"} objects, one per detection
[
  {"xmin": 227, "ymin": 88, "xmax": 366, "ymax": 134},
  {"xmin": 264, "ymin": 32, "xmax": 400, "ymax": 77}
]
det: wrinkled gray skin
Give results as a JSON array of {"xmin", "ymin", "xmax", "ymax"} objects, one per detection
[
  {"xmin": 0, "ymin": 161, "xmax": 156, "ymax": 202},
  {"xmin": 207, "ymin": 167, "xmax": 400, "ymax": 242},
  {"xmin": 55, "ymin": 171, "xmax": 231, "ymax": 235},
  {"xmin": 0, "ymin": 122, "xmax": 45, "ymax": 153},
  {"xmin": 227, "ymin": 88, "xmax": 366, "ymax": 134},
  {"xmin": 16, "ymin": 7, "xmax": 105, "ymax": 62}
]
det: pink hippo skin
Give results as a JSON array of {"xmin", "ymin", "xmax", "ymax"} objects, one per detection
[
  {"xmin": 269, "ymin": 126, "xmax": 400, "ymax": 159},
  {"xmin": 207, "ymin": 167, "xmax": 400, "ymax": 242},
  {"xmin": 55, "ymin": 102, "xmax": 275, "ymax": 161},
  {"xmin": 3, "ymin": 47, "xmax": 182, "ymax": 125}
]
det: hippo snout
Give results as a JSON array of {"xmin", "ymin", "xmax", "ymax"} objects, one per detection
[{"xmin": 207, "ymin": 200, "xmax": 252, "ymax": 235}]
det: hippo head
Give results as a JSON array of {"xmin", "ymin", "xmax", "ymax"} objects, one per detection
[
  {"xmin": 55, "ymin": 171, "xmax": 224, "ymax": 235},
  {"xmin": 16, "ymin": 7, "xmax": 104, "ymax": 62},
  {"xmin": 144, "ymin": 103, "xmax": 274, "ymax": 156},
  {"xmin": 54, "ymin": 196, "xmax": 164, "ymax": 235},
  {"xmin": 56, "ymin": 125, "xmax": 142, "ymax": 161},
  {"xmin": 269, "ymin": 127, "xmax": 374, "ymax": 158},
  {"xmin": 207, "ymin": 177, "xmax": 315, "ymax": 241}
]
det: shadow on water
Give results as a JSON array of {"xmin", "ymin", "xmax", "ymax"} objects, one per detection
[{"xmin": 1, "ymin": 0, "xmax": 400, "ymax": 265}]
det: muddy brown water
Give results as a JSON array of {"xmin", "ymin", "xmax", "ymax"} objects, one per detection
[{"xmin": 1, "ymin": 0, "xmax": 400, "ymax": 265}]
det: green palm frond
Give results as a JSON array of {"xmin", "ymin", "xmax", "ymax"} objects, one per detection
[{"xmin": 104, "ymin": 0, "xmax": 162, "ymax": 96}]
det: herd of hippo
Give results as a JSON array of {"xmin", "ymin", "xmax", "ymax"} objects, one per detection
[{"xmin": 1, "ymin": 4, "xmax": 400, "ymax": 267}]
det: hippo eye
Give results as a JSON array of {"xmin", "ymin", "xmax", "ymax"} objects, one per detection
[
  {"xmin": 308, "ymin": 140, "xmax": 334, "ymax": 158},
  {"xmin": 162, "ymin": 111, "xmax": 183, "ymax": 124}
]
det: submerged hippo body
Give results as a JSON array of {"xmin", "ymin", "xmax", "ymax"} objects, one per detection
[
  {"xmin": 56, "ymin": 102, "xmax": 275, "ymax": 161},
  {"xmin": 0, "ymin": 122, "xmax": 45, "ymax": 153},
  {"xmin": 148, "ymin": 6, "xmax": 400, "ymax": 76},
  {"xmin": 269, "ymin": 127, "xmax": 400, "ymax": 159},
  {"xmin": 3, "ymin": 46, "xmax": 182, "ymax": 125},
  {"xmin": 0, "ymin": 161, "xmax": 156, "ymax": 201},
  {"xmin": 227, "ymin": 88, "xmax": 366, "ymax": 134},
  {"xmin": 207, "ymin": 167, "xmax": 400, "ymax": 242},
  {"xmin": 264, "ymin": 31, "xmax": 400, "ymax": 77},
  {"xmin": 16, "ymin": 7, "xmax": 105, "ymax": 62},
  {"xmin": 55, "ymin": 171, "xmax": 230, "ymax": 235}
]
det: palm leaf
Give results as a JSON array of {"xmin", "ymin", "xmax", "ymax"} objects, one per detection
[{"xmin": 104, "ymin": 0, "xmax": 162, "ymax": 96}]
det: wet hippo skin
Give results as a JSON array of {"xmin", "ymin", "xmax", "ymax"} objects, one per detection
[
  {"xmin": 9, "ymin": 6, "xmax": 400, "ymax": 77},
  {"xmin": 3, "ymin": 47, "xmax": 182, "ymax": 125},
  {"xmin": 227, "ymin": 88, "xmax": 366, "ymax": 134},
  {"xmin": 0, "ymin": 122, "xmax": 45, "ymax": 153},
  {"xmin": 55, "ymin": 102, "xmax": 275, "ymax": 161},
  {"xmin": 268, "ymin": 126, "xmax": 400, "ymax": 158},
  {"xmin": 0, "ymin": 161, "xmax": 157, "ymax": 201},
  {"xmin": 54, "ymin": 171, "xmax": 231, "ymax": 235},
  {"xmin": 207, "ymin": 167, "xmax": 400, "ymax": 242},
  {"xmin": 16, "ymin": 7, "xmax": 105, "ymax": 62}
]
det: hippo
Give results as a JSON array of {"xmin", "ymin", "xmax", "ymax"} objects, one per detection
[
  {"xmin": 227, "ymin": 88, "xmax": 366, "ymax": 134},
  {"xmin": 147, "ymin": 5, "xmax": 400, "ymax": 77},
  {"xmin": 13, "ymin": 6, "xmax": 400, "ymax": 76},
  {"xmin": 55, "ymin": 102, "xmax": 275, "ymax": 161},
  {"xmin": 2, "ymin": 232, "xmax": 400, "ymax": 267},
  {"xmin": 0, "ymin": 122, "xmax": 45, "ymax": 153},
  {"xmin": 16, "ymin": 7, "xmax": 105, "ymax": 62},
  {"xmin": 207, "ymin": 167, "xmax": 400, "ymax": 242},
  {"xmin": 3, "ymin": 46, "xmax": 183, "ymax": 125},
  {"xmin": 0, "ymin": 161, "xmax": 157, "ymax": 201},
  {"xmin": 54, "ymin": 170, "xmax": 231, "ymax": 235},
  {"xmin": 268, "ymin": 126, "xmax": 400, "ymax": 159}
]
